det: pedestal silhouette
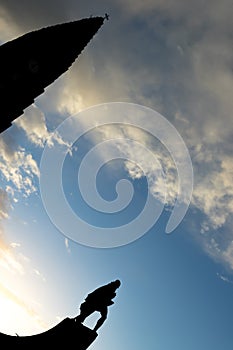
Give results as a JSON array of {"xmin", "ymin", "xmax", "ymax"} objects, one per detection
[{"xmin": 0, "ymin": 318, "xmax": 97, "ymax": 349}]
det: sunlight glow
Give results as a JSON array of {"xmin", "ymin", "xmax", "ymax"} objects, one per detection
[{"xmin": 0, "ymin": 294, "xmax": 43, "ymax": 336}]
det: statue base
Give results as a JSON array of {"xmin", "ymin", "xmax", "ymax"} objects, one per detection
[{"xmin": 0, "ymin": 318, "xmax": 98, "ymax": 349}]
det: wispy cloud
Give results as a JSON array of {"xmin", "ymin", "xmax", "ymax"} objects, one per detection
[
  {"xmin": 0, "ymin": 232, "xmax": 47, "ymax": 284},
  {"xmin": 0, "ymin": 133, "xmax": 39, "ymax": 196},
  {"xmin": 0, "ymin": 239, "xmax": 25, "ymax": 275},
  {"xmin": 0, "ymin": 192, "xmax": 47, "ymax": 330},
  {"xmin": 0, "ymin": 190, "xmax": 24, "ymax": 274},
  {"xmin": 0, "ymin": 188, "xmax": 10, "ymax": 220},
  {"xmin": 93, "ymin": 122, "xmax": 178, "ymax": 208},
  {"xmin": 0, "ymin": 234, "xmax": 48, "ymax": 333},
  {"xmin": 33, "ymin": 268, "xmax": 46, "ymax": 282},
  {"xmin": 217, "ymin": 272, "xmax": 233, "ymax": 285},
  {"xmin": 0, "ymin": 105, "xmax": 72, "ymax": 205},
  {"xmin": 65, "ymin": 238, "xmax": 71, "ymax": 254}
]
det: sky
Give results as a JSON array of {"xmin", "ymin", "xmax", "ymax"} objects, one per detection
[{"xmin": 0, "ymin": 0, "xmax": 233, "ymax": 349}]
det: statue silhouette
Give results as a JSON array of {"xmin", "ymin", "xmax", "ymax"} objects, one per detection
[
  {"xmin": 0, "ymin": 280, "xmax": 120, "ymax": 348},
  {"xmin": 75, "ymin": 280, "xmax": 121, "ymax": 332}
]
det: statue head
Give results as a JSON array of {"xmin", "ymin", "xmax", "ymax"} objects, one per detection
[{"xmin": 112, "ymin": 279, "xmax": 121, "ymax": 289}]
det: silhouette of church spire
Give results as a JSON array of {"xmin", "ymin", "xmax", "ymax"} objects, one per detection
[{"xmin": 0, "ymin": 16, "xmax": 105, "ymax": 133}]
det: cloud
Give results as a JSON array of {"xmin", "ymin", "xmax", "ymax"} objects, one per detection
[
  {"xmin": 222, "ymin": 242, "xmax": 233, "ymax": 271},
  {"xmin": 94, "ymin": 123, "xmax": 178, "ymax": 207},
  {"xmin": 10, "ymin": 242, "xmax": 20, "ymax": 248},
  {"xmin": 216, "ymin": 272, "xmax": 233, "ymax": 284},
  {"xmin": 0, "ymin": 5, "xmax": 21, "ymax": 42},
  {"xmin": 1, "ymin": 0, "xmax": 233, "ymax": 271},
  {"xmin": 192, "ymin": 155, "xmax": 233, "ymax": 231},
  {"xmin": 116, "ymin": 1, "xmax": 233, "ymax": 270},
  {"xmin": 120, "ymin": 0, "xmax": 233, "ymax": 32},
  {"xmin": 14, "ymin": 104, "xmax": 72, "ymax": 150},
  {"xmin": 15, "ymin": 106, "xmax": 52, "ymax": 148},
  {"xmin": 65, "ymin": 238, "xmax": 71, "ymax": 254},
  {"xmin": 33, "ymin": 269, "xmax": 46, "ymax": 282},
  {"xmin": 0, "ymin": 236, "xmax": 48, "ymax": 332},
  {"xmin": 0, "ymin": 1, "xmax": 69, "ymax": 36},
  {"xmin": 40, "ymin": 0, "xmax": 233, "ymax": 271},
  {"xmin": 0, "ymin": 135, "xmax": 39, "ymax": 196},
  {"xmin": 0, "ymin": 189, "xmax": 25, "ymax": 275},
  {"xmin": 0, "ymin": 238, "xmax": 25, "ymax": 275},
  {"xmin": 0, "ymin": 188, "xmax": 11, "ymax": 221},
  {"xmin": 0, "ymin": 105, "xmax": 72, "ymax": 202}
]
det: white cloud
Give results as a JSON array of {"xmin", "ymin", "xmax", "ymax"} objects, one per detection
[
  {"xmin": 0, "ymin": 105, "xmax": 72, "ymax": 202},
  {"xmin": 14, "ymin": 104, "xmax": 72, "ymax": 150},
  {"xmin": 217, "ymin": 273, "xmax": 233, "ymax": 284},
  {"xmin": 33, "ymin": 268, "xmax": 46, "ymax": 282},
  {"xmin": 15, "ymin": 105, "xmax": 51, "ymax": 148},
  {"xmin": 191, "ymin": 154, "xmax": 233, "ymax": 231},
  {"xmin": 0, "ymin": 239, "xmax": 25, "ymax": 275},
  {"xmin": 76, "ymin": 114, "xmax": 181, "ymax": 209},
  {"xmin": 0, "ymin": 188, "xmax": 10, "ymax": 220},
  {"xmin": 47, "ymin": 0, "xmax": 233, "ymax": 272},
  {"xmin": 0, "ymin": 140, "xmax": 39, "ymax": 196},
  {"xmin": 10, "ymin": 242, "xmax": 21, "ymax": 248},
  {"xmin": 56, "ymin": 83, "xmax": 85, "ymax": 116},
  {"xmin": 222, "ymin": 243, "xmax": 233, "ymax": 271},
  {"xmin": 65, "ymin": 238, "xmax": 71, "ymax": 254}
]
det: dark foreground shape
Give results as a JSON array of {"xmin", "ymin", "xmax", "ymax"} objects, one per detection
[
  {"xmin": 76, "ymin": 279, "xmax": 121, "ymax": 332},
  {"xmin": 0, "ymin": 318, "xmax": 97, "ymax": 349},
  {"xmin": 0, "ymin": 16, "xmax": 105, "ymax": 133}
]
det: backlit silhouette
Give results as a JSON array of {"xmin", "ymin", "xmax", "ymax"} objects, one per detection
[
  {"xmin": 75, "ymin": 279, "xmax": 121, "ymax": 331},
  {"xmin": 0, "ymin": 280, "xmax": 121, "ymax": 348},
  {"xmin": 0, "ymin": 16, "xmax": 105, "ymax": 134}
]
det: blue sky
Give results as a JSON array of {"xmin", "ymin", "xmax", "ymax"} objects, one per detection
[{"xmin": 0, "ymin": 1, "xmax": 233, "ymax": 349}]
